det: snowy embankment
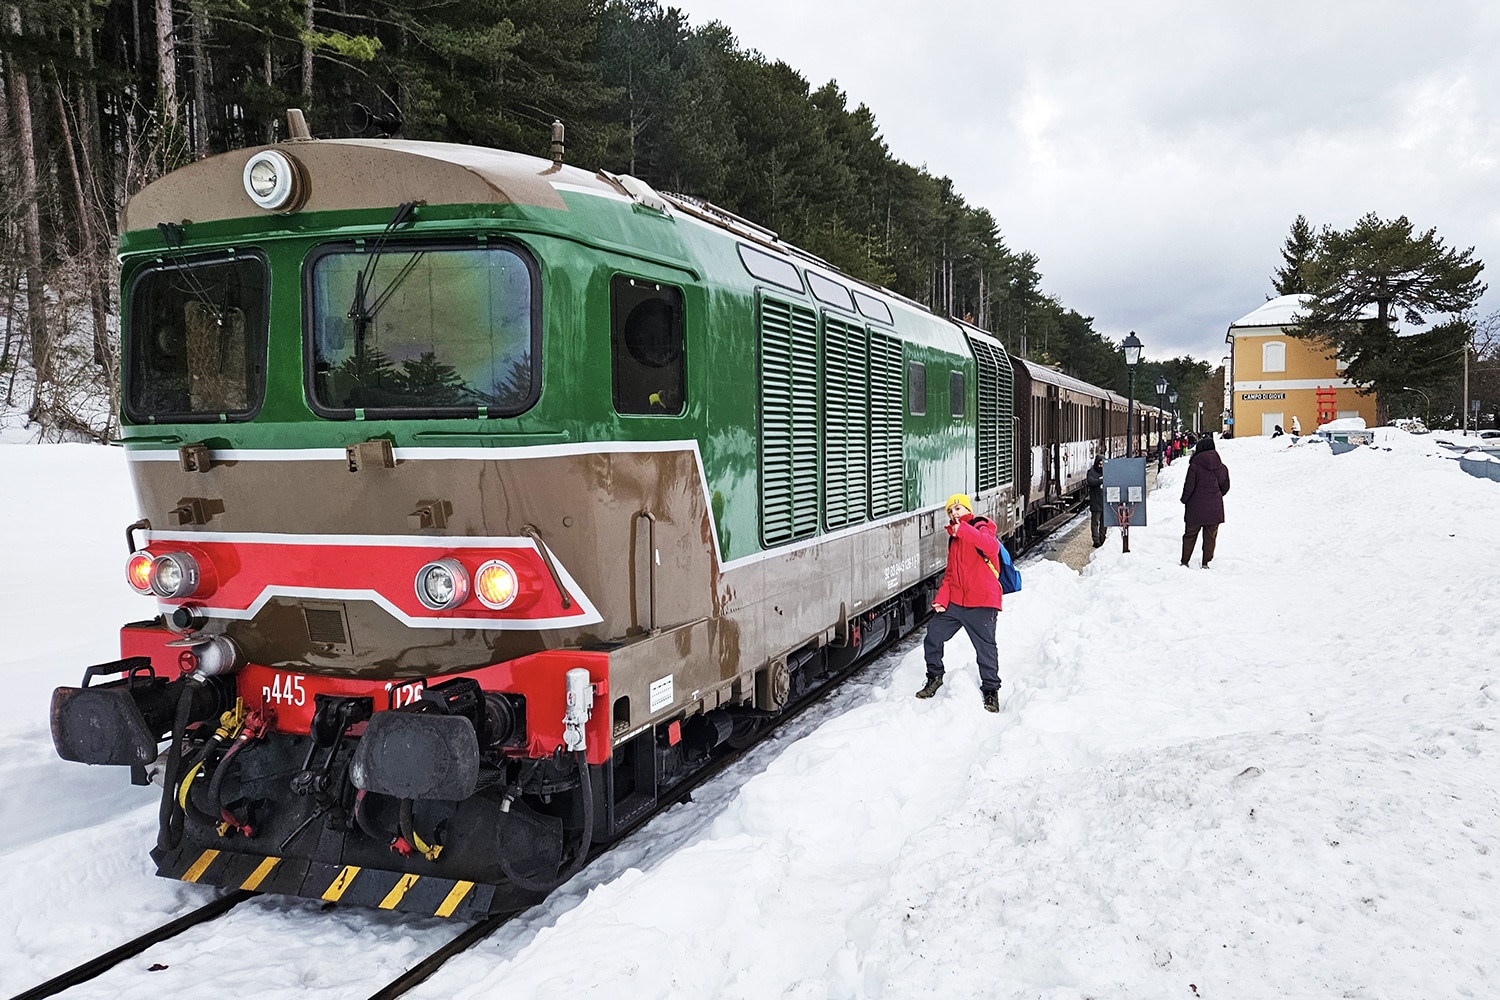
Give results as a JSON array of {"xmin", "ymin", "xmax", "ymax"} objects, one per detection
[{"xmin": 1, "ymin": 431, "xmax": 1496, "ymax": 999}]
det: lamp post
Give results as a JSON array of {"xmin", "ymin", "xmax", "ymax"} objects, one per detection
[
  {"xmin": 1122, "ymin": 331, "xmax": 1142, "ymax": 456},
  {"xmin": 1401, "ymin": 385, "xmax": 1431, "ymax": 426},
  {"xmin": 1154, "ymin": 375, "xmax": 1168, "ymax": 470}
]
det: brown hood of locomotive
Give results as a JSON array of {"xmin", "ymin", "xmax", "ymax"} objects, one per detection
[{"xmin": 127, "ymin": 445, "xmax": 717, "ymax": 678}]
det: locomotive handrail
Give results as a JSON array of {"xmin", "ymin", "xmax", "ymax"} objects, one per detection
[
  {"xmin": 635, "ymin": 511, "xmax": 659, "ymax": 633},
  {"xmin": 522, "ymin": 524, "xmax": 572, "ymax": 610}
]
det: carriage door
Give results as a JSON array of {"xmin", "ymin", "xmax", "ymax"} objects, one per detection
[{"xmin": 1047, "ymin": 385, "xmax": 1062, "ymax": 500}]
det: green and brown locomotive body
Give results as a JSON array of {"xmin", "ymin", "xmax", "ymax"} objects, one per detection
[{"xmin": 50, "ymin": 135, "xmax": 1017, "ymax": 917}]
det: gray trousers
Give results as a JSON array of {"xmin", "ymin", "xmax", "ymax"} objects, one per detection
[{"xmin": 924, "ymin": 604, "xmax": 1001, "ymax": 693}]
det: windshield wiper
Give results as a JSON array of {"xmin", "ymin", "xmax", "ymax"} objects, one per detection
[{"xmin": 348, "ymin": 201, "xmax": 417, "ymax": 351}]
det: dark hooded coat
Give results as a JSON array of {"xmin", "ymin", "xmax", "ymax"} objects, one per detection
[{"xmin": 1181, "ymin": 437, "xmax": 1230, "ymax": 529}]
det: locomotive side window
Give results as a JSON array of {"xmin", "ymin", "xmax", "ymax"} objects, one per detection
[
  {"xmin": 807, "ymin": 273, "xmax": 855, "ymax": 312},
  {"xmin": 907, "ymin": 361, "xmax": 927, "ymax": 416},
  {"xmin": 950, "ymin": 371, "xmax": 965, "ymax": 418},
  {"xmin": 307, "ymin": 242, "xmax": 539, "ymax": 417},
  {"xmin": 738, "ymin": 244, "xmax": 804, "ymax": 293},
  {"xmin": 611, "ymin": 276, "xmax": 685, "ymax": 415},
  {"xmin": 124, "ymin": 252, "xmax": 268, "ymax": 422}
]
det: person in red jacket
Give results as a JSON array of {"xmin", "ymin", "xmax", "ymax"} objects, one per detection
[{"xmin": 917, "ymin": 493, "xmax": 1004, "ymax": 712}]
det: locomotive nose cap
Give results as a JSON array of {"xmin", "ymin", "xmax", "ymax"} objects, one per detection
[{"xmin": 350, "ymin": 711, "xmax": 481, "ymax": 801}]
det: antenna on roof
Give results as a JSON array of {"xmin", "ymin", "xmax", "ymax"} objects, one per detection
[{"xmin": 550, "ymin": 121, "xmax": 566, "ymax": 167}]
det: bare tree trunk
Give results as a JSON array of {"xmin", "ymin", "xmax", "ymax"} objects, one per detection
[
  {"xmin": 5, "ymin": 5, "xmax": 51, "ymax": 398},
  {"xmin": 54, "ymin": 72, "xmax": 110, "ymax": 370},
  {"xmin": 190, "ymin": 0, "xmax": 207, "ymax": 158},
  {"xmin": 301, "ymin": 0, "xmax": 314, "ymax": 97},
  {"xmin": 155, "ymin": 0, "xmax": 178, "ymax": 121}
]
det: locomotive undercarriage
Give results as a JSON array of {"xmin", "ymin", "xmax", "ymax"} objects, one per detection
[{"xmin": 55, "ymin": 577, "xmax": 936, "ymax": 918}]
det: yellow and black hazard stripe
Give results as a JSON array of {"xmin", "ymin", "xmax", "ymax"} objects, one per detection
[{"xmin": 161, "ymin": 848, "xmax": 494, "ymax": 919}]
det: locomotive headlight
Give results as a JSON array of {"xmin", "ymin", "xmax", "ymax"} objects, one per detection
[
  {"xmin": 126, "ymin": 552, "xmax": 154, "ymax": 593},
  {"xmin": 242, "ymin": 149, "xmax": 302, "ymax": 211},
  {"xmin": 415, "ymin": 557, "xmax": 470, "ymax": 611},
  {"xmin": 475, "ymin": 560, "xmax": 520, "ymax": 610},
  {"xmin": 149, "ymin": 551, "xmax": 201, "ymax": 599}
]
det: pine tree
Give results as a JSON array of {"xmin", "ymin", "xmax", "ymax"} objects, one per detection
[
  {"xmin": 1272, "ymin": 214, "xmax": 1316, "ymax": 296},
  {"xmin": 1291, "ymin": 213, "xmax": 1486, "ymax": 401}
]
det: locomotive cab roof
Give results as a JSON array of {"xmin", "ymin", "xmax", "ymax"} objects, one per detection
[{"xmin": 121, "ymin": 138, "xmax": 622, "ymax": 231}]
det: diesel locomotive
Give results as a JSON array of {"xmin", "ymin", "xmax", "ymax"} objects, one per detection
[{"xmin": 49, "ymin": 117, "xmax": 1144, "ymax": 919}]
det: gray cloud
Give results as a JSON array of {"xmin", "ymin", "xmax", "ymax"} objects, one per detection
[{"xmin": 667, "ymin": 0, "xmax": 1500, "ymax": 361}]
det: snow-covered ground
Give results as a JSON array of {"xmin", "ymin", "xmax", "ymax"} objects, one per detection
[{"xmin": 1, "ymin": 429, "xmax": 1497, "ymax": 999}]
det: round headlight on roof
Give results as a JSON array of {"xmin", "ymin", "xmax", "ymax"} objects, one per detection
[{"xmin": 242, "ymin": 149, "xmax": 303, "ymax": 211}]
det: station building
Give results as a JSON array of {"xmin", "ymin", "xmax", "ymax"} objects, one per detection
[{"xmin": 1224, "ymin": 294, "xmax": 1378, "ymax": 437}]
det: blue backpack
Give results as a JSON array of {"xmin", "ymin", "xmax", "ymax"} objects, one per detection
[{"xmin": 972, "ymin": 518, "xmax": 1022, "ymax": 594}]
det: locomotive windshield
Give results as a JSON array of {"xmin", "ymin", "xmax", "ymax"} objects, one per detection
[
  {"xmin": 308, "ymin": 242, "xmax": 539, "ymax": 417},
  {"xmin": 124, "ymin": 253, "xmax": 268, "ymax": 422}
]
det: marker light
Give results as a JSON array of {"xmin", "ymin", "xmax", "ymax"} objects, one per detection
[
  {"xmin": 242, "ymin": 150, "xmax": 302, "ymax": 211},
  {"xmin": 149, "ymin": 552, "xmax": 201, "ymax": 599},
  {"xmin": 126, "ymin": 552, "xmax": 154, "ymax": 593},
  {"xmin": 414, "ymin": 557, "xmax": 470, "ymax": 611},
  {"xmin": 474, "ymin": 560, "xmax": 520, "ymax": 610}
]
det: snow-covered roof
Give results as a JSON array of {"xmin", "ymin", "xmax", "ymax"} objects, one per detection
[
  {"xmin": 1229, "ymin": 293, "xmax": 1381, "ymax": 332},
  {"xmin": 1229, "ymin": 294, "xmax": 1309, "ymax": 329}
]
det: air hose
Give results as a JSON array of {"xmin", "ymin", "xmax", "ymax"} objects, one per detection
[
  {"xmin": 155, "ymin": 684, "xmax": 196, "ymax": 852},
  {"xmin": 495, "ymin": 751, "xmax": 595, "ymax": 893}
]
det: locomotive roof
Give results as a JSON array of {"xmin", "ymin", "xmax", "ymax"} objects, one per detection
[{"xmin": 122, "ymin": 139, "xmax": 617, "ymax": 232}]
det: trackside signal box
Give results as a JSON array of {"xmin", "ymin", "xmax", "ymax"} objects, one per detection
[{"xmin": 1103, "ymin": 457, "xmax": 1147, "ymax": 527}]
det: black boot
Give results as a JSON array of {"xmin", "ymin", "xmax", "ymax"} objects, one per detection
[
  {"xmin": 983, "ymin": 689, "xmax": 1001, "ymax": 713},
  {"xmin": 916, "ymin": 676, "xmax": 944, "ymax": 699}
]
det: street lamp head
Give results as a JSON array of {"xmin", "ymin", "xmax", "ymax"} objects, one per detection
[
  {"xmin": 1122, "ymin": 331, "xmax": 1142, "ymax": 366},
  {"xmin": 1169, "ymin": 389, "xmax": 1178, "ymax": 405},
  {"xmin": 1155, "ymin": 375, "xmax": 1168, "ymax": 396}
]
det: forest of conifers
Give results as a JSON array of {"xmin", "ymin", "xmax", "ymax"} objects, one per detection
[{"xmin": 0, "ymin": 0, "xmax": 1209, "ymax": 437}]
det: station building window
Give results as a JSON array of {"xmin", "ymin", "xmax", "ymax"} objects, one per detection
[
  {"xmin": 1262, "ymin": 341, "xmax": 1286, "ymax": 373},
  {"xmin": 612, "ymin": 276, "xmax": 685, "ymax": 415}
]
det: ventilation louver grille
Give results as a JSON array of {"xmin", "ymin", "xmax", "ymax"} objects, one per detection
[
  {"xmin": 302, "ymin": 602, "xmax": 352, "ymax": 655},
  {"xmin": 760, "ymin": 296, "xmax": 820, "ymax": 545}
]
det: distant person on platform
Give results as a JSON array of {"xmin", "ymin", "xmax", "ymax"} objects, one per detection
[
  {"xmin": 1271, "ymin": 424, "xmax": 1285, "ymax": 438},
  {"xmin": 1291, "ymin": 415, "xmax": 1301, "ymax": 437},
  {"xmin": 917, "ymin": 493, "xmax": 1003, "ymax": 713},
  {"xmin": 1087, "ymin": 454, "xmax": 1106, "ymax": 547},
  {"xmin": 1180, "ymin": 434, "xmax": 1230, "ymax": 569}
]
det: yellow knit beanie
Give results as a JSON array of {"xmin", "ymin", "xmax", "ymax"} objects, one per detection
[{"xmin": 945, "ymin": 493, "xmax": 973, "ymax": 515}]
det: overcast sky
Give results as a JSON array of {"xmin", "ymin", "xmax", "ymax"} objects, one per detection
[{"xmin": 662, "ymin": 0, "xmax": 1500, "ymax": 364}]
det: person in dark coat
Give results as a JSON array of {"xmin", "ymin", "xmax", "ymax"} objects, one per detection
[
  {"xmin": 1086, "ymin": 454, "xmax": 1106, "ymax": 547},
  {"xmin": 918, "ymin": 493, "xmax": 1003, "ymax": 712},
  {"xmin": 1180, "ymin": 434, "xmax": 1230, "ymax": 568}
]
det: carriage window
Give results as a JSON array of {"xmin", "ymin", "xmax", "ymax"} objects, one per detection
[
  {"xmin": 908, "ymin": 361, "xmax": 927, "ymax": 415},
  {"xmin": 612, "ymin": 276, "xmax": 685, "ymax": 415},
  {"xmin": 308, "ymin": 241, "xmax": 539, "ymax": 417},
  {"xmin": 125, "ymin": 252, "xmax": 268, "ymax": 422},
  {"xmin": 950, "ymin": 371, "xmax": 965, "ymax": 418}
]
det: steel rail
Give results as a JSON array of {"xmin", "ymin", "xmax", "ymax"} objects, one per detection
[{"xmin": 6, "ymin": 890, "xmax": 256, "ymax": 1000}]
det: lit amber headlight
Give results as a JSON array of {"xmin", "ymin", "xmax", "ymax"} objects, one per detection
[
  {"xmin": 474, "ymin": 560, "xmax": 520, "ymax": 610},
  {"xmin": 126, "ymin": 552, "xmax": 154, "ymax": 594}
]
